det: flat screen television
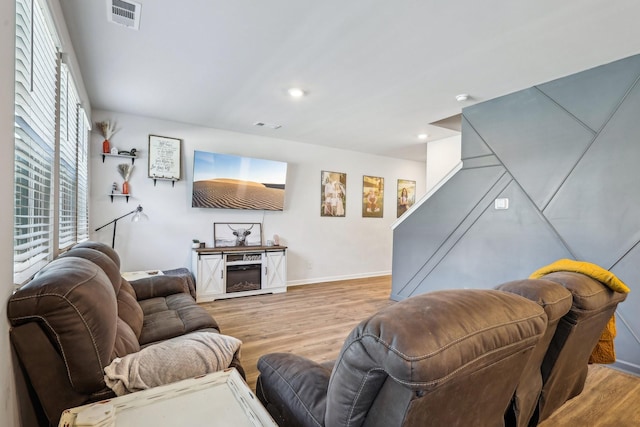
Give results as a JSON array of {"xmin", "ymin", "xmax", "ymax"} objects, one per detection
[{"xmin": 192, "ymin": 150, "xmax": 288, "ymax": 211}]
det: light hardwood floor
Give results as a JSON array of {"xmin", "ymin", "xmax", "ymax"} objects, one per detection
[{"xmin": 200, "ymin": 276, "xmax": 640, "ymax": 426}]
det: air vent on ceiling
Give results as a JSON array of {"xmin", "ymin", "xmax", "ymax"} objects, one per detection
[
  {"xmin": 107, "ymin": 0, "xmax": 141, "ymax": 30},
  {"xmin": 253, "ymin": 122, "xmax": 282, "ymax": 129}
]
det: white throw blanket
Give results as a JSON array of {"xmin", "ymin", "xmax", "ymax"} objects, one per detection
[{"xmin": 104, "ymin": 331, "xmax": 242, "ymax": 396}]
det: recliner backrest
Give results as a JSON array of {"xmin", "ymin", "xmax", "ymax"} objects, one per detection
[
  {"xmin": 8, "ymin": 256, "xmax": 118, "ymax": 393},
  {"xmin": 534, "ymin": 272, "xmax": 627, "ymax": 422},
  {"xmin": 496, "ymin": 279, "xmax": 573, "ymax": 427},
  {"xmin": 73, "ymin": 240, "xmax": 121, "ymax": 268},
  {"xmin": 325, "ymin": 289, "xmax": 548, "ymax": 427}
]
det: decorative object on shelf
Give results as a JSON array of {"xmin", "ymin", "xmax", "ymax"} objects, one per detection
[
  {"xmin": 95, "ymin": 120, "xmax": 118, "ymax": 154},
  {"xmin": 321, "ymin": 170, "xmax": 346, "ymax": 217},
  {"xmin": 214, "ymin": 223, "xmax": 263, "ymax": 248},
  {"xmin": 363, "ymin": 175, "xmax": 384, "ymax": 218},
  {"xmin": 94, "ymin": 204, "xmax": 148, "ymax": 248},
  {"xmin": 110, "ymin": 146, "xmax": 119, "ymax": 155},
  {"xmin": 192, "ymin": 239, "xmax": 200, "ymax": 249},
  {"xmin": 118, "ymin": 148, "xmax": 137, "ymax": 156},
  {"xmin": 117, "ymin": 163, "xmax": 134, "ymax": 194},
  {"xmin": 149, "ymin": 135, "xmax": 181, "ymax": 187},
  {"xmin": 397, "ymin": 179, "xmax": 416, "ymax": 218},
  {"xmin": 109, "ymin": 181, "xmax": 130, "ymax": 202}
]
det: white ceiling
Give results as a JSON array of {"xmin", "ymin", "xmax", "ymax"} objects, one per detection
[{"xmin": 59, "ymin": 0, "xmax": 640, "ymax": 161}]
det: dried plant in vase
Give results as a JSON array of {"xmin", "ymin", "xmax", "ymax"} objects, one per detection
[
  {"xmin": 95, "ymin": 120, "xmax": 118, "ymax": 153},
  {"xmin": 117, "ymin": 163, "xmax": 134, "ymax": 194}
]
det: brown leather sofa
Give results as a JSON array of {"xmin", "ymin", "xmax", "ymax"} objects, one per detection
[
  {"xmin": 7, "ymin": 241, "xmax": 243, "ymax": 427},
  {"xmin": 256, "ymin": 289, "xmax": 548, "ymax": 427},
  {"xmin": 257, "ymin": 273, "xmax": 627, "ymax": 427}
]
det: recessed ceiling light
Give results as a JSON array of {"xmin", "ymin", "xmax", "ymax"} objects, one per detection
[
  {"xmin": 417, "ymin": 133, "xmax": 429, "ymax": 140},
  {"xmin": 288, "ymin": 88, "xmax": 305, "ymax": 98},
  {"xmin": 455, "ymin": 94, "xmax": 469, "ymax": 102}
]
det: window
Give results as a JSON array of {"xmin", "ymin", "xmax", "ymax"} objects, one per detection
[
  {"xmin": 59, "ymin": 64, "xmax": 80, "ymax": 250},
  {"xmin": 76, "ymin": 109, "xmax": 90, "ymax": 243},
  {"xmin": 14, "ymin": 0, "xmax": 90, "ymax": 284}
]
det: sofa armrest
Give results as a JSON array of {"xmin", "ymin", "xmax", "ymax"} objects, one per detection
[
  {"xmin": 256, "ymin": 353, "xmax": 330, "ymax": 427},
  {"xmin": 130, "ymin": 275, "xmax": 191, "ymax": 300},
  {"xmin": 10, "ymin": 322, "xmax": 94, "ymax": 426}
]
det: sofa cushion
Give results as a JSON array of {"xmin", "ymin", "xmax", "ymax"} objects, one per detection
[
  {"xmin": 104, "ymin": 331, "xmax": 242, "ymax": 395},
  {"xmin": 131, "ymin": 275, "xmax": 195, "ymax": 300},
  {"xmin": 73, "ymin": 241, "xmax": 121, "ymax": 268},
  {"xmin": 62, "ymin": 247, "xmax": 144, "ymax": 339},
  {"xmin": 138, "ymin": 294, "xmax": 219, "ymax": 346},
  {"xmin": 496, "ymin": 279, "xmax": 573, "ymax": 323},
  {"xmin": 540, "ymin": 272, "xmax": 628, "ymax": 314},
  {"xmin": 113, "ymin": 318, "xmax": 141, "ymax": 358},
  {"xmin": 117, "ymin": 280, "xmax": 144, "ymax": 339},
  {"xmin": 58, "ymin": 247, "xmax": 122, "ymax": 293},
  {"xmin": 8, "ymin": 257, "xmax": 118, "ymax": 394}
]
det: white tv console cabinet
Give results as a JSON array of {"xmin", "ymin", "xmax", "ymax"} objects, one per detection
[{"xmin": 191, "ymin": 246, "xmax": 287, "ymax": 302}]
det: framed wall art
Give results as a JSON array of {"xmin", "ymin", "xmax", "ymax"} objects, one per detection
[
  {"xmin": 362, "ymin": 175, "xmax": 384, "ymax": 218},
  {"xmin": 320, "ymin": 170, "xmax": 346, "ymax": 217},
  {"xmin": 214, "ymin": 223, "xmax": 263, "ymax": 247},
  {"xmin": 397, "ymin": 179, "xmax": 416, "ymax": 217},
  {"xmin": 148, "ymin": 135, "xmax": 182, "ymax": 182}
]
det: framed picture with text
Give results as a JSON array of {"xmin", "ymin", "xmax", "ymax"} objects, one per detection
[{"xmin": 148, "ymin": 135, "xmax": 181, "ymax": 181}]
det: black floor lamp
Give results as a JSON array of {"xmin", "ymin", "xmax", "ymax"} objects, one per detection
[{"xmin": 95, "ymin": 205, "xmax": 148, "ymax": 248}]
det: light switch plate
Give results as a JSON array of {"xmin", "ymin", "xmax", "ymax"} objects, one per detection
[{"xmin": 494, "ymin": 198, "xmax": 509, "ymax": 210}]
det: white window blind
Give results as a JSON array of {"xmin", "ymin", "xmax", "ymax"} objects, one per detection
[
  {"xmin": 77, "ymin": 108, "xmax": 90, "ymax": 243},
  {"xmin": 14, "ymin": 0, "xmax": 90, "ymax": 284},
  {"xmin": 14, "ymin": 0, "xmax": 57, "ymax": 284},
  {"xmin": 59, "ymin": 64, "xmax": 79, "ymax": 249}
]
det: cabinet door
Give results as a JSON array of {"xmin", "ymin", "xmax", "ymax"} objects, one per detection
[
  {"xmin": 197, "ymin": 254, "xmax": 224, "ymax": 298},
  {"xmin": 265, "ymin": 251, "xmax": 286, "ymax": 288}
]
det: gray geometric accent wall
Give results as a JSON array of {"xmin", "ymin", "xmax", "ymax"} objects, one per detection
[{"xmin": 392, "ymin": 54, "xmax": 640, "ymax": 375}]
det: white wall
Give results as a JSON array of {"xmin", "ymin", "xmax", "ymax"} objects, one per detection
[
  {"xmin": 1, "ymin": 1, "xmax": 19, "ymax": 425},
  {"xmin": 90, "ymin": 111, "xmax": 426, "ymax": 285},
  {"xmin": 426, "ymin": 135, "xmax": 461, "ymax": 192}
]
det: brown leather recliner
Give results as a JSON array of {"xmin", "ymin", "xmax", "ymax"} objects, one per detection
[
  {"xmin": 496, "ymin": 279, "xmax": 573, "ymax": 427},
  {"xmin": 8, "ymin": 241, "xmax": 243, "ymax": 427},
  {"xmin": 256, "ymin": 289, "xmax": 548, "ymax": 427},
  {"xmin": 497, "ymin": 272, "xmax": 627, "ymax": 426},
  {"xmin": 533, "ymin": 272, "xmax": 627, "ymax": 423}
]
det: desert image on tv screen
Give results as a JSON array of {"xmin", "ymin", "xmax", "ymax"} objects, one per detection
[{"xmin": 192, "ymin": 151, "xmax": 288, "ymax": 211}]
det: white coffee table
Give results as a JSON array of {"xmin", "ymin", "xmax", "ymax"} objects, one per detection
[{"xmin": 59, "ymin": 368, "xmax": 276, "ymax": 426}]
